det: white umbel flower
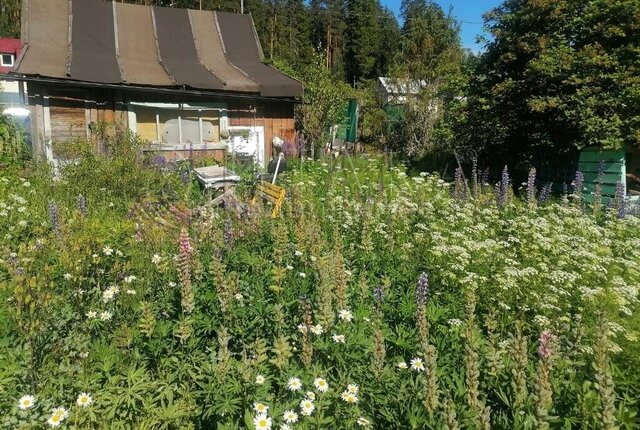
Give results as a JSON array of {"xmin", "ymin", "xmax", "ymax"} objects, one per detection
[{"xmin": 17, "ymin": 395, "xmax": 35, "ymax": 410}]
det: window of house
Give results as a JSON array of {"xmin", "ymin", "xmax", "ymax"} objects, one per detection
[{"xmin": 1, "ymin": 54, "xmax": 15, "ymax": 67}]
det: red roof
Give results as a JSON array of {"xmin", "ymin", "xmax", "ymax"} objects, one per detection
[{"xmin": 0, "ymin": 38, "xmax": 21, "ymax": 74}]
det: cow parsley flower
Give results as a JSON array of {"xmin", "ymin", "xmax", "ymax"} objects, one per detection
[
  {"xmin": 17, "ymin": 395, "xmax": 35, "ymax": 410},
  {"xmin": 287, "ymin": 377, "xmax": 302, "ymax": 391}
]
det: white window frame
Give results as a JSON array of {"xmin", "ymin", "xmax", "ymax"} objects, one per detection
[{"xmin": 0, "ymin": 53, "xmax": 15, "ymax": 67}]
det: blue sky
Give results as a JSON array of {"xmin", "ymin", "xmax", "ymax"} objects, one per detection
[{"xmin": 382, "ymin": 0, "xmax": 503, "ymax": 51}]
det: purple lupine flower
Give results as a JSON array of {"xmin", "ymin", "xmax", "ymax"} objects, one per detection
[
  {"xmin": 597, "ymin": 160, "xmax": 606, "ymax": 180},
  {"xmin": 48, "ymin": 200, "xmax": 59, "ymax": 233},
  {"xmin": 538, "ymin": 330, "xmax": 554, "ymax": 359},
  {"xmin": 471, "ymin": 157, "xmax": 479, "ymax": 197},
  {"xmin": 538, "ymin": 183, "xmax": 553, "ymax": 205},
  {"xmin": 526, "ymin": 168, "xmax": 537, "ymax": 206},
  {"xmin": 179, "ymin": 229, "xmax": 193, "ymax": 256},
  {"xmin": 615, "ymin": 181, "xmax": 626, "ymax": 219},
  {"xmin": 180, "ymin": 170, "xmax": 190, "ymax": 184},
  {"xmin": 500, "ymin": 166, "xmax": 510, "ymax": 200},
  {"xmin": 223, "ymin": 218, "xmax": 234, "ymax": 248},
  {"xmin": 572, "ymin": 171, "xmax": 584, "ymax": 195},
  {"xmin": 77, "ymin": 194, "xmax": 87, "ymax": 216},
  {"xmin": 373, "ymin": 283, "xmax": 384, "ymax": 305},
  {"xmin": 481, "ymin": 168, "xmax": 490, "ymax": 187},
  {"xmin": 454, "ymin": 167, "xmax": 467, "ymax": 202},
  {"xmin": 416, "ymin": 272, "xmax": 429, "ymax": 307}
]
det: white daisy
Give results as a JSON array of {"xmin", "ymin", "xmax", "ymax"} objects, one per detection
[
  {"xmin": 299, "ymin": 399, "xmax": 315, "ymax": 416},
  {"xmin": 338, "ymin": 309, "xmax": 354, "ymax": 322},
  {"xmin": 124, "ymin": 275, "xmax": 137, "ymax": 284},
  {"xmin": 253, "ymin": 413, "xmax": 272, "ymax": 430},
  {"xmin": 332, "ymin": 334, "xmax": 346, "ymax": 343},
  {"xmin": 151, "ymin": 254, "xmax": 162, "ymax": 264},
  {"xmin": 280, "ymin": 425, "xmax": 291, "ymax": 430},
  {"xmin": 287, "ymin": 377, "xmax": 302, "ymax": 392},
  {"xmin": 253, "ymin": 402, "xmax": 269, "ymax": 414},
  {"xmin": 17, "ymin": 395, "xmax": 35, "ymax": 410},
  {"xmin": 310, "ymin": 324, "xmax": 324, "ymax": 335},
  {"xmin": 76, "ymin": 392, "xmax": 93, "ymax": 407},
  {"xmin": 86, "ymin": 310, "xmax": 97, "ymax": 319},
  {"xmin": 102, "ymin": 246, "xmax": 113, "ymax": 256},
  {"xmin": 305, "ymin": 391, "xmax": 316, "ymax": 401},
  {"xmin": 313, "ymin": 377, "xmax": 329, "ymax": 393},
  {"xmin": 295, "ymin": 250, "xmax": 303, "ymax": 256},
  {"xmin": 283, "ymin": 410, "xmax": 298, "ymax": 424},
  {"xmin": 347, "ymin": 384, "xmax": 359, "ymax": 394},
  {"xmin": 47, "ymin": 407, "xmax": 68, "ymax": 427},
  {"xmin": 298, "ymin": 272, "xmax": 306, "ymax": 278},
  {"xmin": 126, "ymin": 289, "xmax": 136, "ymax": 295},
  {"xmin": 357, "ymin": 417, "xmax": 371, "ymax": 426},
  {"xmin": 397, "ymin": 361, "xmax": 408, "ymax": 369},
  {"xmin": 297, "ymin": 324, "xmax": 308, "ymax": 334},
  {"xmin": 63, "ymin": 273, "xmax": 72, "ymax": 280},
  {"xmin": 410, "ymin": 358, "xmax": 425, "ymax": 372},
  {"xmin": 100, "ymin": 311, "xmax": 112, "ymax": 321},
  {"xmin": 340, "ymin": 391, "xmax": 359, "ymax": 404},
  {"xmin": 255, "ymin": 374, "xmax": 266, "ymax": 385}
]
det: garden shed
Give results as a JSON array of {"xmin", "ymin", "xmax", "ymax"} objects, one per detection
[{"xmin": 10, "ymin": 0, "xmax": 302, "ymax": 166}]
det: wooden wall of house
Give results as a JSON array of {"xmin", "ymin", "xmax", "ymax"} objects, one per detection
[
  {"xmin": 227, "ymin": 99, "xmax": 295, "ymax": 162},
  {"xmin": 26, "ymin": 83, "xmax": 297, "ymax": 164}
]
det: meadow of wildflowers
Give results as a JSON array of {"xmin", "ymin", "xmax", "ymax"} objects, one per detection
[{"xmin": 0, "ymin": 148, "xmax": 639, "ymax": 429}]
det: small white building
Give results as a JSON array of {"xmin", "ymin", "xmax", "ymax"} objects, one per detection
[{"xmin": 376, "ymin": 77, "xmax": 427, "ymax": 106}]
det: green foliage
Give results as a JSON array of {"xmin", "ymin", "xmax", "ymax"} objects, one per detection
[
  {"xmin": 275, "ymin": 53, "xmax": 353, "ymax": 148},
  {"xmin": 0, "ymin": 114, "xmax": 30, "ymax": 166},
  {"xmin": 467, "ymin": 0, "xmax": 640, "ymax": 163}
]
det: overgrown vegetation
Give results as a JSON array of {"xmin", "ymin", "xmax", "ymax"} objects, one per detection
[{"xmin": 1, "ymin": 135, "xmax": 639, "ymax": 429}]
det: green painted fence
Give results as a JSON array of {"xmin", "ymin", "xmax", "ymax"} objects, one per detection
[{"xmin": 578, "ymin": 147, "xmax": 625, "ymax": 204}]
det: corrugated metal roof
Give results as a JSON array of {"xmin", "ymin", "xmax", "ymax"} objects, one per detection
[{"xmin": 13, "ymin": 0, "xmax": 302, "ymax": 98}]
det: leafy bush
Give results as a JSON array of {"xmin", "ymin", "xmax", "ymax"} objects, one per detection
[{"xmin": 0, "ymin": 152, "xmax": 638, "ymax": 429}]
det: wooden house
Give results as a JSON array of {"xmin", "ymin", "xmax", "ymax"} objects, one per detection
[{"xmin": 10, "ymin": 0, "xmax": 302, "ymax": 166}]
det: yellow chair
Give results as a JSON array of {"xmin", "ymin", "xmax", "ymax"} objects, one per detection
[{"xmin": 253, "ymin": 181, "xmax": 286, "ymax": 218}]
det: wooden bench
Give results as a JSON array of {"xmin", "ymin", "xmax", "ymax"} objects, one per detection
[{"xmin": 252, "ymin": 181, "xmax": 286, "ymax": 218}]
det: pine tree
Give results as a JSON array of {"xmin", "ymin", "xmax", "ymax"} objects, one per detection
[{"xmin": 345, "ymin": 0, "xmax": 382, "ymax": 84}]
